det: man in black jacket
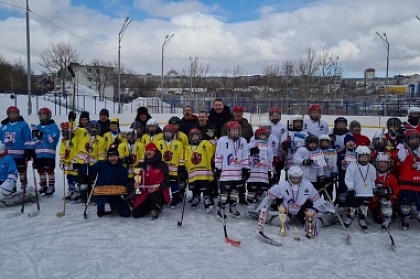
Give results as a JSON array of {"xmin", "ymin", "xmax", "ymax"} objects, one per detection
[
  {"xmin": 208, "ymin": 98, "xmax": 233, "ymax": 137},
  {"xmin": 98, "ymin": 108, "xmax": 110, "ymax": 137},
  {"xmin": 180, "ymin": 105, "xmax": 198, "ymax": 135}
]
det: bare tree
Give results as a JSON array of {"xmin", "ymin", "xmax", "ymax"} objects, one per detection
[
  {"xmin": 281, "ymin": 60, "xmax": 295, "ymax": 113},
  {"xmin": 296, "ymin": 48, "xmax": 320, "ymax": 113},
  {"xmin": 40, "ymin": 41, "xmax": 81, "ymax": 96},
  {"xmin": 197, "ymin": 61, "xmax": 210, "ymax": 90},
  {"xmin": 88, "ymin": 59, "xmax": 115, "ymax": 101}
]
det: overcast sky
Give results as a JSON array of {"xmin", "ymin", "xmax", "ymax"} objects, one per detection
[{"xmin": 1, "ymin": 0, "xmax": 420, "ymax": 78}]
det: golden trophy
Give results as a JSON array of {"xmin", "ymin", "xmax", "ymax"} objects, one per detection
[
  {"xmin": 304, "ymin": 209, "xmax": 315, "ymax": 239},
  {"xmin": 133, "ymin": 168, "xmax": 142, "ymax": 194},
  {"xmin": 278, "ymin": 205, "xmax": 288, "ymax": 237}
]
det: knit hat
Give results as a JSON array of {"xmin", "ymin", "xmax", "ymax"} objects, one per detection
[
  {"xmin": 107, "ymin": 146, "xmax": 119, "ymax": 157},
  {"xmin": 137, "ymin": 106, "xmax": 149, "ymax": 116},
  {"xmin": 349, "ymin": 120, "xmax": 361, "ymax": 130},
  {"xmin": 99, "ymin": 108, "xmax": 109, "ymax": 117},
  {"xmin": 145, "ymin": 142, "xmax": 158, "ymax": 152},
  {"xmin": 80, "ymin": 111, "xmax": 90, "ymax": 120},
  {"xmin": 110, "ymin": 118, "xmax": 119, "ymax": 126},
  {"xmin": 344, "ymin": 134, "xmax": 356, "ymax": 145}
]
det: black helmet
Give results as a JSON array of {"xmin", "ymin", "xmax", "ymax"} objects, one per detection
[{"xmin": 168, "ymin": 116, "xmax": 181, "ymax": 125}]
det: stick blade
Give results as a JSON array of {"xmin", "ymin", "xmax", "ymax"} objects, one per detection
[
  {"xmin": 345, "ymin": 234, "xmax": 351, "ymax": 245},
  {"xmin": 28, "ymin": 211, "xmax": 40, "ymax": 217},
  {"xmin": 56, "ymin": 211, "xmax": 65, "ymax": 218},
  {"xmin": 389, "ymin": 233, "xmax": 396, "ymax": 250},
  {"xmin": 225, "ymin": 237, "xmax": 241, "ymax": 247},
  {"xmin": 177, "ymin": 221, "xmax": 182, "ymax": 227},
  {"xmin": 7, "ymin": 212, "xmax": 23, "ymax": 218}
]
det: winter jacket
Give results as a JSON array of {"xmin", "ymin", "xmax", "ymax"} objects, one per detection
[
  {"xmin": 197, "ymin": 122, "xmax": 219, "ymax": 141},
  {"xmin": 0, "ymin": 153, "xmax": 18, "ymax": 182},
  {"xmin": 208, "ymin": 106, "xmax": 233, "ymax": 136},
  {"xmin": 221, "ymin": 117, "xmax": 254, "ymax": 142},
  {"xmin": 33, "ymin": 119, "xmax": 60, "ymax": 159},
  {"xmin": 0, "ymin": 116, "xmax": 32, "ymax": 159},
  {"xmin": 98, "ymin": 119, "xmax": 110, "ymax": 137},
  {"xmin": 90, "ymin": 160, "xmax": 128, "ymax": 187},
  {"xmin": 133, "ymin": 151, "xmax": 170, "ymax": 208},
  {"xmin": 180, "ymin": 115, "xmax": 199, "ymax": 135}
]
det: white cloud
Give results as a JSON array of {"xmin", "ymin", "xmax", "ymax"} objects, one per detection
[{"xmin": 1, "ymin": 0, "xmax": 420, "ymax": 78}]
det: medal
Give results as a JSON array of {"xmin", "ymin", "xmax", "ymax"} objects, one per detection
[{"xmin": 364, "ymin": 182, "xmax": 367, "ymax": 187}]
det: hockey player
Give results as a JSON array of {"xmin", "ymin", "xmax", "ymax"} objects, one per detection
[
  {"xmin": 268, "ymin": 107, "xmax": 287, "ymax": 182},
  {"xmin": 215, "ymin": 121, "xmax": 250, "ymax": 219},
  {"xmin": 402, "ymin": 107, "xmax": 420, "ymax": 132},
  {"xmin": 0, "ymin": 106, "xmax": 32, "ymax": 190},
  {"xmin": 156, "ymin": 124, "xmax": 185, "ymax": 208},
  {"xmin": 385, "ymin": 117, "xmax": 403, "ymax": 146},
  {"xmin": 336, "ymin": 134, "xmax": 357, "ymax": 207},
  {"xmin": 319, "ymin": 135, "xmax": 338, "ymax": 198},
  {"xmin": 103, "ymin": 118, "xmax": 121, "ymax": 153},
  {"xmin": 349, "ymin": 120, "xmax": 370, "ymax": 147},
  {"xmin": 140, "ymin": 118, "xmax": 163, "ymax": 146},
  {"xmin": 132, "ymin": 143, "xmax": 170, "ymax": 220},
  {"xmin": 329, "ymin": 117, "xmax": 350, "ymax": 152},
  {"xmin": 303, "ymin": 104, "xmax": 329, "ymax": 137},
  {"xmin": 32, "ymin": 108, "xmax": 60, "ymax": 196},
  {"xmin": 343, "ymin": 145, "xmax": 377, "ymax": 231},
  {"xmin": 293, "ymin": 134, "xmax": 328, "ymax": 196},
  {"xmin": 168, "ymin": 116, "xmax": 189, "ymax": 148},
  {"xmin": 280, "ymin": 115, "xmax": 309, "ymax": 171},
  {"xmin": 184, "ymin": 128, "xmax": 215, "ymax": 212},
  {"xmin": 370, "ymin": 131, "xmax": 386, "ymax": 163},
  {"xmin": 397, "ymin": 129, "xmax": 420, "ymax": 229},
  {"xmin": 247, "ymin": 127, "xmax": 273, "ymax": 204},
  {"xmin": 0, "ymin": 141, "xmax": 36, "ymax": 207},
  {"xmin": 252, "ymin": 165, "xmax": 335, "ymax": 238},
  {"xmin": 370, "ymin": 153, "xmax": 399, "ymax": 230},
  {"xmin": 130, "ymin": 121, "xmax": 144, "ymax": 140}
]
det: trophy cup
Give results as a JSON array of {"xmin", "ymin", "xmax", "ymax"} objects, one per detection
[
  {"xmin": 278, "ymin": 205, "xmax": 288, "ymax": 237},
  {"xmin": 133, "ymin": 168, "xmax": 142, "ymax": 194},
  {"xmin": 304, "ymin": 209, "xmax": 315, "ymax": 239}
]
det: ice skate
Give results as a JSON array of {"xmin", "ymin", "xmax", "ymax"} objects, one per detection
[
  {"xmin": 191, "ymin": 195, "xmax": 200, "ymax": 209},
  {"xmin": 217, "ymin": 207, "xmax": 227, "ymax": 221},
  {"xmin": 204, "ymin": 196, "xmax": 214, "ymax": 214},
  {"xmin": 229, "ymin": 204, "xmax": 241, "ymax": 218},
  {"xmin": 358, "ymin": 218, "xmax": 368, "ymax": 232}
]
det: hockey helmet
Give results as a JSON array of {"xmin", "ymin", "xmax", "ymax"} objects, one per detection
[
  {"xmin": 289, "ymin": 115, "xmax": 303, "ymax": 131},
  {"xmin": 188, "ymin": 128, "xmax": 202, "ymax": 145},
  {"xmin": 130, "ymin": 121, "xmax": 142, "ymax": 129},
  {"xmin": 355, "ymin": 145, "xmax": 371, "ymax": 165},
  {"xmin": 7, "ymin": 106, "xmax": 20, "ymax": 116},
  {"xmin": 39, "ymin": 107, "xmax": 52, "ymax": 123},
  {"xmin": 309, "ymin": 104, "xmax": 321, "ymax": 112},
  {"xmin": 146, "ymin": 118, "xmax": 159, "ymax": 127},
  {"xmin": 86, "ymin": 120, "xmax": 99, "ymax": 136},
  {"xmin": 305, "ymin": 134, "xmax": 319, "ymax": 151},
  {"xmin": 319, "ymin": 134, "xmax": 331, "ymax": 149},
  {"xmin": 371, "ymin": 132, "xmax": 386, "ymax": 150},
  {"xmin": 288, "ymin": 165, "xmax": 304, "ymax": 185},
  {"xmin": 386, "ymin": 117, "xmax": 401, "ymax": 130},
  {"xmin": 163, "ymin": 124, "xmax": 174, "ymax": 141},
  {"xmin": 403, "ymin": 129, "xmax": 420, "ymax": 149},
  {"xmin": 269, "ymin": 107, "xmax": 281, "ymax": 123},
  {"xmin": 334, "ymin": 117, "xmax": 347, "ymax": 126},
  {"xmin": 259, "ymin": 120, "xmax": 272, "ymax": 134},
  {"xmin": 408, "ymin": 107, "xmax": 420, "ymax": 126},
  {"xmin": 227, "ymin": 121, "xmax": 241, "ymax": 139},
  {"xmin": 127, "ymin": 128, "xmax": 137, "ymax": 143},
  {"xmin": 375, "ymin": 152, "xmax": 392, "ymax": 173},
  {"xmin": 168, "ymin": 116, "xmax": 181, "ymax": 125},
  {"xmin": 255, "ymin": 127, "xmax": 269, "ymax": 141},
  {"xmin": 308, "ymin": 104, "xmax": 321, "ymax": 121}
]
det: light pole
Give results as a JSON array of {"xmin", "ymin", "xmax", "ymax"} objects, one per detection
[
  {"xmin": 118, "ymin": 17, "xmax": 131, "ymax": 114},
  {"xmin": 376, "ymin": 31, "xmax": 389, "ymax": 116},
  {"xmin": 26, "ymin": 0, "xmax": 32, "ymax": 115},
  {"xmin": 160, "ymin": 34, "xmax": 174, "ymax": 113}
]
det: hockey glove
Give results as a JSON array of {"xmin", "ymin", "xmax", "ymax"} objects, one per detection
[
  {"xmin": 113, "ymin": 138, "xmax": 121, "ymax": 146},
  {"xmin": 249, "ymin": 146, "xmax": 259, "ymax": 155},
  {"xmin": 331, "ymin": 173, "xmax": 338, "ymax": 183},
  {"xmin": 317, "ymin": 175, "xmax": 325, "ymax": 184},
  {"xmin": 377, "ymin": 187, "xmax": 392, "ymax": 196},
  {"xmin": 242, "ymin": 168, "xmax": 250, "ymax": 181},
  {"xmin": 302, "ymin": 159, "xmax": 313, "ymax": 166},
  {"xmin": 32, "ymin": 129, "xmax": 43, "ymax": 140},
  {"xmin": 281, "ymin": 139, "xmax": 291, "ymax": 151},
  {"xmin": 328, "ymin": 133, "xmax": 336, "ymax": 142},
  {"xmin": 214, "ymin": 168, "xmax": 221, "ymax": 180}
]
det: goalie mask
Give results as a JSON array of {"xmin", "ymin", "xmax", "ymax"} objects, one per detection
[
  {"xmin": 319, "ymin": 134, "xmax": 331, "ymax": 149},
  {"xmin": 163, "ymin": 124, "xmax": 174, "ymax": 142},
  {"xmin": 255, "ymin": 127, "xmax": 269, "ymax": 141},
  {"xmin": 188, "ymin": 128, "xmax": 202, "ymax": 145},
  {"xmin": 355, "ymin": 146, "xmax": 371, "ymax": 165},
  {"xmin": 289, "ymin": 115, "xmax": 303, "ymax": 131},
  {"xmin": 227, "ymin": 121, "xmax": 241, "ymax": 139},
  {"xmin": 305, "ymin": 135, "xmax": 319, "ymax": 151},
  {"xmin": 288, "ymin": 165, "xmax": 303, "ymax": 187},
  {"xmin": 404, "ymin": 129, "xmax": 420, "ymax": 150},
  {"xmin": 375, "ymin": 152, "xmax": 392, "ymax": 174},
  {"xmin": 269, "ymin": 107, "xmax": 281, "ymax": 124}
]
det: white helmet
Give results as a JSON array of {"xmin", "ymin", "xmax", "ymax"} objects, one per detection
[
  {"xmin": 376, "ymin": 152, "xmax": 392, "ymax": 172},
  {"xmin": 290, "ymin": 115, "xmax": 303, "ymax": 122},
  {"xmin": 146, "ymin": 118, "xmax": 158, "ymax": 126},
  {"xmin": 259, "ymin": 120, "xmax": 271, "ymax": 128},
  {"xmin": 288, "ymin": 165, "xmax": 304, "ymax": 185},
  {"xmin": 355, "ymin": 145, "xmax": 371, "ymax": 155},
  {"xmin": 355, "ymin": 145, "xmax": 371, "ymax": 165},
  {"xmin": 408, "ymin": 107, "xmax": 420, "ymax": 115},
  {"xmin": 319, "ymin": 134, "xmax": 331, "ymax": 141}
]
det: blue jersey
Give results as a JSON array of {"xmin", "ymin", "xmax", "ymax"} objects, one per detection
[
  {"xmin": 34, "ymin": 120, "xmax": 60, "ymax": 159},
  {"xmin": 0, "ymin": 117, "xmax": 32, "ymax": 159},
  {"xmin": 0, "ymin": 154, "xmax": 18, "ymax": 182}
]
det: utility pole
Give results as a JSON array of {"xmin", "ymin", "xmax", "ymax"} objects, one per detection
[
  {"xmin": 160, "ymin": 34, "xmax": 174, "ymax": 113},
  {"xmin": 26, "ymin": 0, "xmax": 32, "ymax": 115},
  {"xmin": 118, "ymin": 17, "xmax": 131, "ymax": 114},
  {"xmin": 376, "ymin": 31, "xmax": 389, "ymax": 116}
]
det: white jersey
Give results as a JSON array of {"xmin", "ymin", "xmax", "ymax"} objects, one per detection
[
  {"xmin": 345, "ymin": 162, "xmax": 376, "ymax": 197},
  {"xmin": 250, "ymin": 134, "xmax": 279, "ymax": 156},
  {"xmin": 271, "ymin": 122, "xmax": 287, "ymax": 143},
  {"xmin": 322, "ymin": 148, "xmax": 338, "ymax": 177},
  {"xmin": 293, "ymin": 147, "xmax": 324, "ymax": 182},
  {"xmin": 268, "ymin": 180, "xmax": 324, "ymax": 215},
  {"xmin": 280, "ymin": 130, "xmax": 309, "ymax": 170},
  {"xmin": 332, "ymin": 132, "xmax": 351, "ymax": 152},
  {"xmin": 247, "ymin": 140, "xmax": 273, "ymax": 184},
  {"xmin": 215, "ymin": 136, "xmax": 250, "ymax": 182},
  {"xmin": 303, "ymin": 119, "xmax": 330, "ymax": 137}
]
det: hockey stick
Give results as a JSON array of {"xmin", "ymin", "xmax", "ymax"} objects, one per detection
[
  {"xmin": 387, "ymin": 228, "xmax": 396, "ymax": 250},
  {"xmin": 56, "ymin": 172, "xmax": 66, "ymax": 217},
  {"xmin": 221, "ymin": 205, "xmax": 241, "ymax": 247},
  {"xmin": 28, "ymin": 163, "xmax": 40, "ymax": 217},
  {"xmin": 323, "ymin": 186, "xmax": 351, "ymax": 244},
  {"xmin": 177, "ymin": 191, "xmax": 187, "ymax": 227},
  {"xmin": 257, "ymin": 206, "xmax": 282, "ymax": 246},
  {"xmin": 83, "ymin": 174, "xmax": 98, "ymax": 219}
]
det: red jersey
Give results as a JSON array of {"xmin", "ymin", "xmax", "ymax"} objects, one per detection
[
  {"xmin": 353, "ymin": 134, "xmax": 371, "ymax": 147},
  {"xmin": 399, "ymin": 147, "xmax": 420, "ymax": 192},
  {"xmin": 375, "ymin": 171, "xmax": 399, "ymax": 203}
]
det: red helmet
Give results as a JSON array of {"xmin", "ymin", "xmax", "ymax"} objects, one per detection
[
  {"xmin": 269, "ymin": 107, "xmax": 281, "ymax": 115},
  {"xmin": 227, "ymin": 121, "xmax": 241, "ymax": 129},
  {"xmin": 39, "ymin": 107, "xmax": 52, "ymax": 116},
  {"xmin": 403, "ymin": 129, "xmax": 420, "ymax": 139},
  {"xmin": 7, "ymin": 106, "xmax": 20, "ymax": 115},
  {"xmin": 227, "ymin": 121, "xmax": 241, "ymax": 139},
  {"xmin": 309, "ymin": 104, "xmax": 321, "ymax": 112},
  {"xmin": 188, "ymin": 128, "xmax": 202, "ymax": 144},
  {"xmin": 255, "ymin": 127, "xmax": 269, "ymax": 140},
  {"xmin": 60, "ymin": 122, "xmax": 70, "ymax": 130},
  {"xmin": 163, "ymin": 124, "xmax": 174, "ymax": 133}
]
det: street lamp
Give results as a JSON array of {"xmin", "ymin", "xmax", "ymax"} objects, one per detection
[
  {"xmin": 376, "ymin": 31, "xmax": 389, "ymax": 116},
  {"xmin": 118, "ymin": 17, "xmax": 131, "ymax": 114},
  {"xmin": 160, "ymin": 33, "xmax": 174, "ymax": 113}
]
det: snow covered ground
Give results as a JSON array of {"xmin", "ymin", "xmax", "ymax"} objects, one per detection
[{"xmin": 1, "ymin": 127, "xmax": 419, "ymax": 279}]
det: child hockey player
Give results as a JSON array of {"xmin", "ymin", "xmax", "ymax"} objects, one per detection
[
  {"xmin": 0, "ymin": 106, "xmax": 32, "ymax": 190},
  {"xmin": 253, "ymin": 165, "xmax": 335, "ymax": 238},
  {"xmin": 303, "ymin": 104, "xmax": 329, "ymax": 137},
  {"xmin": 370, "ymin": 153, "xmax": 399, "ymax": 230},
  {"xmin": 403, "ymin": 107, "xmax": 420, "ymax": 132},
  {"xmin": 168, "ymin": 116, "xmax": 189, "ymax": 148},
  {"xmin": 59, "ymin": 122, "xmax": 79, "ymax": 201},
  {"xmin": 280, "ymin": 115, "xmax": 308, "ymax": 171},
  {"xmin": 268, "ymin": 107, "xmax": 287, "ymax": 182},
  {"xmin": 140, "ymin": 118, "xmax": 163, "ymax": 145},
  {"xmin": 397, "ymin": 129, "xmax": 420, "ymax": 229},
  {"xmin": 215, "ymin": 121, "xmax": 250, "ymax": 219},
  {"xmin": 156, "ymin": 125, "xmax": 185, "ymax": 208},
  {"xmin": 329, "ymin": 117, "xmax": 350, "ymax": 152},
  {"xmin": 184, "ymin": 128, "xmax": 215, "ymax": 212},
  {"xmin": 318, "ymin": 135, "xmax": 338, "ymax": 199},
  {"xmin": 32, "ymin": 108, "xmax": 60, "ymax": 196},
  {"xmin": 103, "ymin": 118, "xmax": 121, "ymax": 153},
  {"xmin": 247, "ymin": 127, "xmax": 273, "ymax": 204},
  {"xmin": 343, "ymin": 146, "xmax": 377, "ymax": 231},
  {"xmin": 336, "ymin": 134, "xmax": 357, "ymax": 207}
]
